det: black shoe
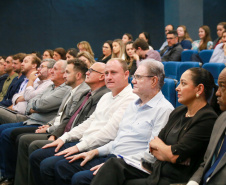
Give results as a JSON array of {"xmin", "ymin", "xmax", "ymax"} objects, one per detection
[{"xmin": 0, "ymin": 179, "xmax": 14, "ymax": 185}]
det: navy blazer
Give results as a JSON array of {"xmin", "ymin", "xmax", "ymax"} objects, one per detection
[{"xmin": 0, "ymin": 75, "xmax": 26, "ymax": 107}]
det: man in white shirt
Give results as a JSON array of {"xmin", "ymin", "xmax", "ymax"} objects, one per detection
[
  {"xmin": 52, "ymin": 59, "xmax": 174, "ymax": 185},
  {"xmin": 29, "ymin": 58, "xmax": 138, "ymax": 185}
]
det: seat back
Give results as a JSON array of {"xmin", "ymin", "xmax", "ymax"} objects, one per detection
[
  {"xmin": 181, "ymin": 50, "xmax": 198, "ymax": 61},
  {"xmin": 162, "ymin": 78, "xmax": 176, "ymax": 107},
  {"xmin": 199, "ymin": 50, "xmax": 214, "ymax": 64}
]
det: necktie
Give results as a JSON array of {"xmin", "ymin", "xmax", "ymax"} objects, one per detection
[
  {"xmin": 203, "ymin": 133, "xmax": 226, "ymax": 185},
  {"xmin": 64, "ymin": 92, "xmax": 91, "ymax": 132}
]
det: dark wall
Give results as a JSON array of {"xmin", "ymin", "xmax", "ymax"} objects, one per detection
[
  {"xmin": 0, "ymin": 0, "xmax": 165, "ymax": 57},
  {"xmin": 203, "ymin": 0, "xmax": 226, "ymax": 41}
]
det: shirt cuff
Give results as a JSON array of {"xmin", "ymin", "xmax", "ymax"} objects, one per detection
[
  {"xmin": 76, "ymin": 141, "xmax": 88, "ymax": 152},
  {"xmin": 187, "ymin": 180, "xmax": 199, "ymax": 185},
  {"xmin": 59, "ymin": 133, "xmax": 68, "ymax": 143},
  {"xmin": 97, "ymin": 145, "xmax": 108, "ymax": 156}
]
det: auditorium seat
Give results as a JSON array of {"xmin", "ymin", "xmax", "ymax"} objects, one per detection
[
  {"xmin": 202, "ymin": 63, "xmax": 226, "ymax": 84},
  {"xmin": 181, "ymin": 50, "xmax": 198, "ymax": 61},
  {"xmin": 162, "ymin": 78, "xmax": 176, "ymax": 107},
  {"xmin": 199, "ymin": 50, "xmax": 214, "ymax": 64},
  {"xmin": 164, "ymin": 62, "xmax": 181, "ymax": 80},
  {"xmin": 177, "ymin": 62, "xmax": 200, "ymax": 81}
]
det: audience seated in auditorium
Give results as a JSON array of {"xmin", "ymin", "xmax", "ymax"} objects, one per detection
[
  {"xmin": 90, "ymin": 67, "xmax": 219, "ymax": 185},
  {"xmin": 53, "ymin": 47, "xmax": 66, "ymax": 61},
  {"xmin": 125, "ymin": 41, "xmax": 137, "ymax": 76},
  {"xmin": 0, "ymin": 58, "xmax": 54, "ymax": 124},
  {"xmin": 160, "ymin": 30, "xmax": 183, "ymax": 61},
  {"xmin": 0, "ymin": 55, "xmax": 18, "ymax": 101},
  {"xmin": 97, "ymin": 40, "xmax": 112, "ymax": 63},
  {"xmin": 77, "ymin": 51, "xmax": 95, "ymax": 68},
  {"xmin": 48, "ymin": 59, "xmax": 174, "ymax": 185},
  {"xmin": 111, "ymin": 39, "xmax": 126, "ymax": 60},
  {"xmin": 29, "ymin": 58, "xmax": 137, "ymax": 185},
  {"xmin": 122, "ymin": 33, "xmax": 133, "ymax": 44},
  {"xmin": 159, "ymin": 24, "xmax": 174, "ymax": 50},
  {"xmin": 133, "ymin": 38, "xmax": 161, "ymax": 65},
  {"xmin": 139, "ymin": 32, "xmax": 153, "ymax": 50},
  {"xmin": 177, "ymin": 25, "xmax": 193, "ymax": 50},
  {"xmin": 0, "ymin": 56, "xmax": 8, "ymax": 92},
  {"xmin": 0, "ymin": 60, "xmax": 70, "ymax": 185},
  {"xmin": 42, "ymin": 49, "xmax": 54, "ymax": 59},
  {"xmin": 192, "ymin": 25, "xmax": 213, "ymax": 51},
  {"xmin": 187, "ymin": 68, "xmax": 226, "ymax": 185},
  {"xmin": 77, "ymin": 41, "xmax": 94, "ymax": 57},
  {"xmin": 212, "ymin": 22, "xmax": 226, "ymax": 49},
  {"xmin": 0, "ymin": 53, "xmax": 26, "ymax": 107},
  {"xmin": 13, "ymin": 61, "xmax": 108, "ymax": 185},
  {"xmin": 66, "ymin": 48, "xmax": 78, "ymax": 61},
  {"xmin": 209, "ymin": 31, "xmax": 226, "ymax": 64}
]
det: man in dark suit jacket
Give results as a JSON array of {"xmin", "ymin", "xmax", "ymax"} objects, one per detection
[
  {"xmin": 13, "ymin": 61, "xmax": 108, "ymax": 185},
  {"xmin": 160, "ymin": 30, "xmax": 183, "ymax": 62},
  {"xmin": 187, "ymin": 68, "xmax": 226, "ymax": 185}
]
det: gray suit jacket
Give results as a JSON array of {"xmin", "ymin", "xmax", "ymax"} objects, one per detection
[
  {"xmin": 51, "ymin": 85, "xmax": 110, "ymax": 138},
  {"xmin": 24, "ymin": 83, "xmax": 71, "ymax": 125},
  {"xmin": 48, "ymin": 82, "xmax": 90, "ymax": 133},
  {"xmin": 190, "ymin": 111, "xmax": 226, "ymax": 185}
]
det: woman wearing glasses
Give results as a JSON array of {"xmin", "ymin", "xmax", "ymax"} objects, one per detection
[{"xmin": 91, "ymin": 67, "xmax": 220, "ymax": 185}]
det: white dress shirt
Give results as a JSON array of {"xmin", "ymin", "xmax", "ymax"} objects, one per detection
[{"xmin": 60, "ymin": 84, "xmax": 138, "ymax": 152}]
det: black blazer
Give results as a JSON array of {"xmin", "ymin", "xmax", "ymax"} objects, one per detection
[
  {"xmin": 160, "ymin": 43, "xmax": 183, "ymax": 62},
  {"xmin": 147, "ymin": 104, "xmax": 218, "ymax": 185},
  {"xmin": 52, "ymin": 86, "xmax": 110, "ymax": 138}
]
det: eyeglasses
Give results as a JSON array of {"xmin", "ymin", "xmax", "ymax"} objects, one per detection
[
  {"xmin": 132, "ymin": 74, "xmax": 155, "ymax": 80},
  {"xmin": 38, "ymin": 65, "xmax": 48, "ymax": 69},
  {"xmin": 87, "ymin": 68, "xmax": 103, "ymax": 74}
]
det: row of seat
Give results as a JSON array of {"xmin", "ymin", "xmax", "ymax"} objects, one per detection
[
  {"xmin": 181, "ymin": 50, "xmax": 213, "ymax": 64},
  {"xmin": 162, "ymin": 62, "xmax": 226, "ymax": 107}
]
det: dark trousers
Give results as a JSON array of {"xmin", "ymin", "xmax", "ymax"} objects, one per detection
[
  {"xmin": 54, "ymin": 154, "xmax": 116, "ymax": 185},
  {"xmin": 0, "ymin": 122, "xmax": 37, "ymax": 178},
  {"xmin": 29, "ymin": 141, "xmax": 79, "ymax": 185},
  {"xmin": 14, "ymin": 133, "xmax": 50, "ymax": 185},
  {"xmin": 90, "ymin": 157, "xmax": 149, "ymax": 185}
]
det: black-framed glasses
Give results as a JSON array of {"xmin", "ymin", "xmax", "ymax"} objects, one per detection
[
  {"xmin": 87, "ymin": 68, "xmax": 103, "ymax": 74},
  {"xmin": 132, "ymin": 74, "xmax": 155, "ymax": 80}
]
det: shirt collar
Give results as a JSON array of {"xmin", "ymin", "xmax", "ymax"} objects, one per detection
[
  {"xmin": 111, "ymin": 84, "xmax": 133, "ymax": 99},
  {"xmin": 135, "ymin": 90, "xmax": 164, "ymax": 108}
]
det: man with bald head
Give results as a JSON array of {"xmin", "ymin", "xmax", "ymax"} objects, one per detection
[
  {"xmin": 29, "ymin": 58, "xmax": 138, "ymax": 185},
  {"xmin": 159, "ymin": 24, "xmax": 174, "ymax": 50},
  {"xmin": 187, "ymin": 68, "xmax": 226, "ymax": 185}
]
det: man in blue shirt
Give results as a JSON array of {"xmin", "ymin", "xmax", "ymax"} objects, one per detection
[{"xmin": 39, "ymin": 59, "xmax": 174, "ymax": 185}]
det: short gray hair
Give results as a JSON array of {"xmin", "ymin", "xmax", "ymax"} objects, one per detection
[
  {"xmin": 58, "ymin": 60, "xmax": 67, "ymax": 73},
  {"xmin": 42, "ymin": 59, "xmax": 56, "ymax": 69},
  {"xmin": 139, "ymin": 59, "xmax": 165, "ymax": 89}
]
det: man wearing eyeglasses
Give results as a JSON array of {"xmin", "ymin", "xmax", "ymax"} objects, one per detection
[
  {"xmin": 29, "ymin": 58, "xmax": 138, "ymax": 185},
  {"xmin": 160, "ymin": 30, "xmax": 183, "ymax": 62},
  {"xmin": 34, "ymin": 59, "xmax": 173, "ymax": 185}
]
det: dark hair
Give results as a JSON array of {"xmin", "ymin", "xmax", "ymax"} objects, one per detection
[
  {"xmin": 167, "ymin": 30, "xmax": 178, "ymax": 37},
  {"xmin": 67, "ymin": 58, "xmax": 88, "ymax": 79},
  {"xmin": 140, "ymin": 32, "xmax": 151, "ymax": 45},
  {"xmin": 124, "ymin": 33, "xmax": 133, "ymax": 41},
  {"xmin": 31, "ymin": 51, "xmax": 42, "ymax": 60},
  {"xmin": 133, "ymin": 38, "xmax": 149, "ymax": 50},
  {"xmin": 125, "ymin": 41, "xmax": 134, "ymax": 69},
  {"xmin": 67, "ymin": 48, "xmax": 79, "ymax": 58},
  {"xmin": 44, "ymin": 49, "xmax": 54, "ymax": 58},
  {"xmin": 199, "ymin": 25, "xmax": 212, "ymax": 51},
  {"xmin": 189, "ymin": 68, "xmax": 220, "ymax": 114},
  {"xmin": 13, "ymin": 53, "xmax": 26, "ymax": 63},
  {"xmin": 104, "ymin": 40, "xmax": 113, "ymax": 51},
  {"xmin": 54, "ymin": 47, "xmax": 66, "ymax": 60}
]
